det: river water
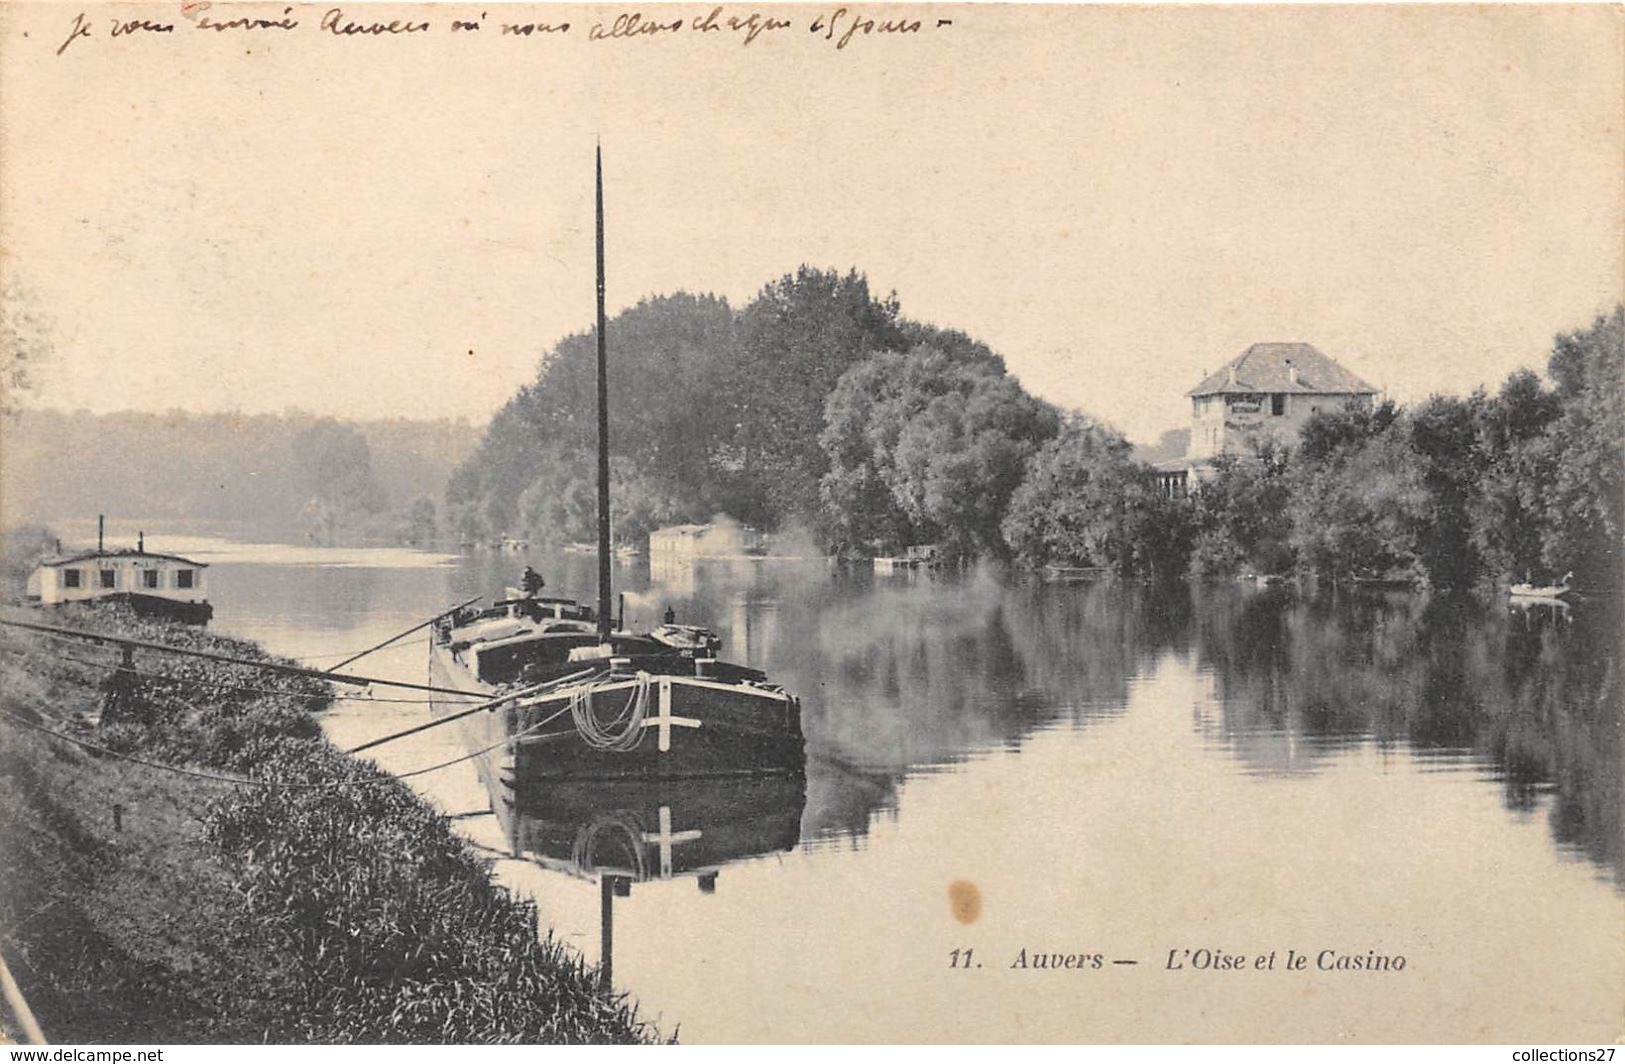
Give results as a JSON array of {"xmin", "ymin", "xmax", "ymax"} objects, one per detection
[{"xmin": 107, "ymin": 526, "xmax": 1624, "ymax": 1042}]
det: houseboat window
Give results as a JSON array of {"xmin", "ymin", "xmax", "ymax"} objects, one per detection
[
  {"xmin": 142, "ymin": 570, "xmax": 160, "ymax": 589},
  {"xmin": 176, "ymin": 569, "xmax": 195, "ymax": 589},
  {"xmin": 99, "ymin": 569, "xmax": 116, "ymax": 589},
  {"xmin": 62, "ymin": 569, "xmax": 81, "ymax": 589},
  {"xmin": 1272, "ymin": 394, "xmax": 1286, "ymax": 416}
]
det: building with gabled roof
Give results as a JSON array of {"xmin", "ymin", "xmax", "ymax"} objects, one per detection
[
  {"xmin": 1156, "ymin": 342, "xmax": 1378, "ymax": 495},
  {"xmin": 1186, "ymin": 342, "xmax": 1377, "ymax": 401}
]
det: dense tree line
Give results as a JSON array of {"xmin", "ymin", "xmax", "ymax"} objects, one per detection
[
  {"xmin": 1164, "ymin": 307, "xmax": 1620, "ymax": 590},
  {"xmin": 834, "ymin": 301, "xmax": 1619, "ymax": 589},
  {"xmin": 446, "ymin": 267, "xmax": 1059, "ymax": 552},
  {"xmin": 453, "ymin": 271, "xmax": 1618, "ymax": 591}
]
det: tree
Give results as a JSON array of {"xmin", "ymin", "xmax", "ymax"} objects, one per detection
[
  {"xmin": 818, "ymin": 351, "xmax": 915, "ymax": 553},
  {"xmin": 445, "ymin": 293, "xmax": 744, "ymax": 544},
  {"xmin": 398, "ymin": 497, "xmax": 438, "ymax": 547},
  {"xmin": 1001, "ymin": 416, "xmax": 1189, "ymax": 578},
  {"xmin": 820, "ymin": 345, "xmax": 1058, "ymax": 558},
  {"xmin": 1, "ymin": 523, "xmax": 59, "ymax": 596},
  {"xmin": 1470, "ymin": 369, "xmax": 1560, "ymax": 583},
  {"xmin": 730, "ymin": 268, "xmax": 905, "ymax": 527},
  {"xmin": 291, "ymin": 420, "xmax": 386, "ymax": 543},
  {"xmin": 1288, "ymin": 403, "xmax": 1428, "ymax": 584},
  {"xmin": 1408, "ymin": 392, "xmax": 1491, "ymax": 590},
  {"xmin": 1540, "ymin": 306, "xmax": 1623, "ymax": 587},
  {"xmin": 1187, "ymin": 441, "xmax": 1294, "ymax": 579}
]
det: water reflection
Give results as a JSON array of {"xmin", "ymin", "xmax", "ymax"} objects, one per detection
[
  {"xmin": 1188, "ymin": 585, "xmax": 1620, "ymax": 885},
  {"xmin": 500, "ymin": 775, "xmax": 805, "ymax": 986},
  {"xmin": 194, "ymin": 531, "xmax": 1620, "ymax": 892},
  {"xmin": 187, "ymin": 532, "xmax": 1620, "ymax": 1038}
]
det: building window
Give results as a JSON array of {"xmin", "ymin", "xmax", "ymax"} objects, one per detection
[
  {"xmin": 142, "ymin": 570, "xmax": 160, "ymax": 589},
  {"xmin": 176, "ymin": 569, "xmax": 195, "ymax": 590},
  {"xmin": 1271, "ymin": 394, "xmax": 1286, "ymax": 416},
  {"xmin": 62, "ymin": 569, "xmax": 81, "ymax": 589},
  {"xmin": 99, "ymin": 569, "xmax": 116, "ymax": 589}
]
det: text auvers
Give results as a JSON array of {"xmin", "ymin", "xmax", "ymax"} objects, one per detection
[
  {"xmin": 1010, "ymin": 949, "xmax": 1105, "ymax": 970},
  {"xmin": 320, "ymin": 9, "xmax": 430, "ymax": 35}
]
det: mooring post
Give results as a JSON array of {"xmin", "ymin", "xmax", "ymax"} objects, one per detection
[
  {"xmin": 101, "ymin": 645, "xmax": 141, "ymax": 727},
  {"xmin": 599, "ymin": 875, "xmax": 615, "ymax": 990}
]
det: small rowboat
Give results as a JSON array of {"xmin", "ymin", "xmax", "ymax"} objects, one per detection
[{"xmin": 1509, "ymin": 571, "xmax": 1574, "ymax": 601}]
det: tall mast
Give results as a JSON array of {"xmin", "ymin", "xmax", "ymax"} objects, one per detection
[{"xmin": 595, "ymin": 144, "xmax": 613, "ymax": 640}]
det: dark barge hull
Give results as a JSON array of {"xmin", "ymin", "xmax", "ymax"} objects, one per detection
[
  {"xmin": 429, "ymin": 643, "xmax": 805, "ymax": 786},
  {"xmin": 56, "ymin": 593, "xmax": 213, "ymax": 625}
]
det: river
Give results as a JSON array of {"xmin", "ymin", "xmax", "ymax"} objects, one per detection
[{"xmin": 96, "ymin": 524, "xmax": 1625, "ymax": 1042}]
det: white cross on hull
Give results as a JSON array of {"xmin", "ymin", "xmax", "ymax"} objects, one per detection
[{"xmin": 640, "ymin": 674, "xmax": 703, "ymax": 752}]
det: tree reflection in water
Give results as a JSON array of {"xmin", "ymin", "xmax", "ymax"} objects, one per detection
[
  {"xmin": 478, "ymin": 554, "xmax": 1618, "ymax": 891},
  {"xmin": 1186, "ymin": 585, "xmax": 1619, "ymax": 886}
]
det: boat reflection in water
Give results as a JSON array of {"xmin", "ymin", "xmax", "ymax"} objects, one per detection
[{"xmin": 496, "ymin": 772, "xmax": 805, "ymax": 987}]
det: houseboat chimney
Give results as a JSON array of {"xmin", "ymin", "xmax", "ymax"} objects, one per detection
[
  {"xmin": 594, "ymin": 143, "xmax": 613, "ymax": 641},
  {"xmin": 1286, "ymin": 359, "xmax": 1299, "ymax": 386},
  {"xmin": 1226, "ymin": 364, "xmax": 1237, "ymax": 386},
  {"xmin": 138, "ymin": 531, "xmax": 145, "ymax": 553},
  {"xmin": 98, "ymin": 515, "xmax": 104, "ymax": 553}
]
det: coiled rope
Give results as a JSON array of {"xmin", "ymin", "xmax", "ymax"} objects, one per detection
[{"xmin": 567, "ymin": 672, "xmax": 651, "ymax": 752}]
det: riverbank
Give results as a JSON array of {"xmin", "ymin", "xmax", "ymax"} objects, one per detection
[{"xmin": 0, "ymin": 603, "xmax": 658, "ymax": 1044}]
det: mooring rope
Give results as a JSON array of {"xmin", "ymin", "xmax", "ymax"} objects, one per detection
[
  {"xmin": 0, "ymin": 617, "xmax": 471, "ymax": 696},
  {"xmin": 343, "ymin": 668, "xmax": 602, "ymax": 754},
  {"xmin": 567, "ymin": 672, "xmax": 651, "ymax": 752},
  {"xmin": 0, "ymin": 706, "xmax": 572, "ymax": 791},
  {"xmin": 31, "ymin": 648, "xmax": 484, "ymax": 705}
]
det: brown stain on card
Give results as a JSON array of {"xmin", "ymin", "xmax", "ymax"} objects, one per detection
[{"xmin": 948, "ymin": 879, "xmax": 981, "ymax": 924}]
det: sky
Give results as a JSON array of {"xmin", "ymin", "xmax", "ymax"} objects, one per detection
[{"xmin": 1, "ymin": 2, "xmax": 1620, "ymax": 443}]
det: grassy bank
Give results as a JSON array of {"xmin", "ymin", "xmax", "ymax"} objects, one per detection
[{"xmin": 0, "ymin": 603, "xmax": 657, "ymax": 1044}]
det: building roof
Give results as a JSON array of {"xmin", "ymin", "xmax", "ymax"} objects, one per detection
[
  {"xmin": 39, "ymin": 548, "xmax": 208, "ymax": 569},
  {"xmin": 1188, "ymin": 342, "xmax": 1377, "ymax": 397},
  {"xmin": 649, "ymin": 524, "xmax": 712, "ymax": 538},
  {"xmin": 1152, "ymin": 456, "xmax": 1217, "ymax": 474}
]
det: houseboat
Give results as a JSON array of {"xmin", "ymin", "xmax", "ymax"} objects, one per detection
[
  {"xmin": 27, "ymin": 528, "xmax": 211, "ymax": 624},
  {"xmin": 647, "ymin": 520, "xmax": 765, "ymax": 566}
]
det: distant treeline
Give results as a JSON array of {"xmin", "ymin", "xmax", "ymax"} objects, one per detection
[
  {"xmin": 455, "ymin": 267, "xmax": 1619, "ymax": 592},
  {"xmin": 2, "ymin": 410, "xmax": 480, "ymax": 545}
]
